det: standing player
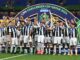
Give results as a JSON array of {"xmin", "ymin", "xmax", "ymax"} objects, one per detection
[
  {"xmin": 19, "ymin": 16, "xmax": 25, "ymax": 26},
  {"xmin": 16, "ymin": 26, "xmax": 22, "ymax": 53},
  {"xmin": 22, "ymin": 17, "xmax": 32, "ymax": 54},
  {"xmin": 1, "ymin": 20, "xmax": 7, "ymax": 53},
  {"xmin": 69, "ymin": 23, "xmax": 78, "ymax": 55},
  {"xmin": 32, "ymin": 17, "xmax": 40, "ymax": 54},
  {"xmin": 10, "ymin": 20, "xmax": 18, "ymax": 54},
  {"xmin": 37, "ymin": 22, "xmax": 45, "ymax": 54},
  {"xmin": 17, "ymin": 16, "xmax": 25, "ymax": 53},
  {"xmin": 53, "ymin": 21, "xmax": 62, "ymax": 55},
  {"xmin": 51, "ymin": 23, "xmax": 55, "ymax": 54},
  {"xmin": 45, "ymin": 18, "xmax": 53, "ymax": 54},
  {"xmin": 25, "ymin": 17, "xmax": 33, "ymax": 54},
  {"xmin": 62, "ymin": 19, "xmax": 70, "ymax": 55},
  {"xmin": 6, "ymin": 17, "xmax": 13, "ymax": 53},
  {"xmin": 19, "ymin": 25, "xmax": 24, "ymax": 53},
  {"xmin": 41, "ymin": 18, "xmax": 48, "ymax": 54},
  {"xmin": 0, "ymin": 21, "xmax": 3, "ymax": 53},
  {"xmin": 23, "ymin": 24, "xmax": 29, "ymax": 54}
]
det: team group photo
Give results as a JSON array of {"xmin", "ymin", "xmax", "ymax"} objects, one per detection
[{"xmin": 0, "ymin": 0, "xmax": 80, "ymax": 60}]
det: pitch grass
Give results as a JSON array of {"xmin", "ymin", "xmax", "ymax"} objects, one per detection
[{"xmin": 0, "ymin": 53, "xmax": 80, "ymax": 60}]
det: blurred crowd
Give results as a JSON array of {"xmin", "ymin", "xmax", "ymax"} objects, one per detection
[{"xmin": 0, "ymin": 10, "xmax": 80, "ymax": 19}]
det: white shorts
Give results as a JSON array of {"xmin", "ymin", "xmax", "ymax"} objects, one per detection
[
  {"xmin": 17, "ymin": 30, "xmax": 21, "ymax": 36},
  {"xmin": 35, "ymin": 35, "xmax": 38, "ymax": 41},
  {"xmin": 20, "ymin": 35, "xmax": 24, "ymax": 41},
  {"xmin": 28, "ymin": 36, "xmax": 33, "ymax": 42},
  {"xmin": 70, "ymin": 37, "xmax": 77, "ymax": 46},
  {"xmin": 54, "ymin": 37, "xmax": 62, "ymax": 44},
  {"xmin": 63, "ymin": 37, "xmax": 70, "ymax": 44},
  {"xmin": 11, "ymin": 37, "xmax": 18, "ymax": 45},
  {"xmin": 23, "ymin": 35, "xmax": 29, "ymax": 43},
  {"xmin": 0, "ymin": 37, "xmax": 3, "ymax": 44},
  {"xmin": 6, "ymin": 35, "xmax": 11, "ymax": 42},
  {"xmin": 38, "ymin": 35, "xmax": 44, "ymax": 43},
  {"xmin": 44, "ymin": 36, "xmax": 51, "ymax": 43}
]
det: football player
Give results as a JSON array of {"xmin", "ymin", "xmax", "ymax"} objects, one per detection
[
  {"xmin": 53, "ymin": 21, "xmax": 63, "ymax": 55},
  {"xmin": 32, "ymin": 17, "xmax": 40, "ymax": 54},
  {"xmin": 0, "ymin": 21, "xmax": 3, "ymax": 53},
  {"xmin": 37, "ymin": 21, "xmax": 45, "ymax": 54},
  {"xmin": 10, "ymin": 20, "xmax": 18, "ymax": 54},
  {"xmin": 69, "ymin": 23, "xmax": 77, "ymax": 55}
]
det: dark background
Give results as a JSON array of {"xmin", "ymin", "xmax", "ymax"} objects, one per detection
[{"xmin": 0, "ymin": 0, "xmax": 80, "ymax": 19}]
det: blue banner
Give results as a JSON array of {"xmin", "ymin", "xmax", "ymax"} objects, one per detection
[{"xmin": 15, "ymin": 3, "xmax": 78, "ymax": 22}]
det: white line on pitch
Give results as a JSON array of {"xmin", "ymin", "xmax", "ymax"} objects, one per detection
[{"xmin": 0, "ymin": 54, "xmax": 26, "ymax": 60}]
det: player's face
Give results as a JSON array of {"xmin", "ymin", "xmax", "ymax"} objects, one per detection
[
  {"xmin": 34, "ymin": 17, "xmax": 38, "ymax": 21},
  {"xmin": 20, "ymin": 16, "xmax": 24, "ymax": 20},
  {"xmin": 71, "ymin": 20, "xmax": 75, "ymax": 24},
  {"xmin": 71, "ymin": 24, "xmax": 75, "ymax": 28},
  {"xmin": 60, "ymin": 22, "xmax": 64, "ymax": 26},
  {"xmin": 27, "ymin": 17, "xmax": 31, "ymax": 22},
  {"xmin": 27, "ymin": 17, "xmax": 31, "ymax": 24},
  {"xmin": 54, "ymin": 17, "xmax": 59, "ymax": 22},
  {"xmin": 56, "ymin": 22, "xmax": 59, "ymax": 26},
  {"xmin": 34, "ymin": 17, "xmax": 38, "ymax": 23}
]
